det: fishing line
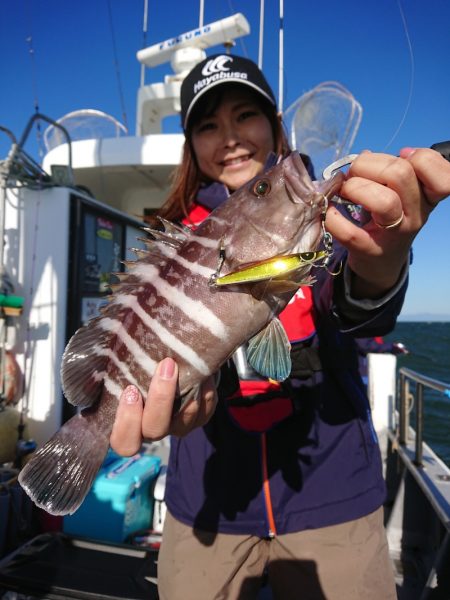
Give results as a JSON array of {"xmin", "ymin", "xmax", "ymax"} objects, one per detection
[
  {"xmin": 107, "ymin": 0, "xmax": 129, "ymax": 131},
  {"xmin": 14, "ymin": 1, "xmax": 46, "ymax": 429},
  {"xmin": 382, "ymin": 0, "xmax": 415, "ymax": 151}
]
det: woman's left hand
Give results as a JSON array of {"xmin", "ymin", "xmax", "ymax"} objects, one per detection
[{"xmin": 324, "ymin": 147, "xmax": 450, "ymax": 299}]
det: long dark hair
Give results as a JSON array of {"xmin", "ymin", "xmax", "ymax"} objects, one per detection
[{"xmin": 157, "ymin": 85, "xmax": 291, "ymax": 223}]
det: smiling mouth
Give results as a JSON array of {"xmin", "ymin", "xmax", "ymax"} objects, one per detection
[{"xmin": 221, "ymin": 154, "xmax": 252, "ymax": 167}]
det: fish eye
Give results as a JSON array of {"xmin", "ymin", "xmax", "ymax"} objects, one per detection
[
  {"xmin": 300, "ymin": 252, "xmax": 315, "ymax": 261},
  {"xmin": 252, "ymin": 179, "xmax": 271, "ymax": 197}
]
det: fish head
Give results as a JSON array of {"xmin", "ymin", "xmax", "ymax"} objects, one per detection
[{"xmin": 213, "ymin": 152, "xmax": 344, "ymax": 264}]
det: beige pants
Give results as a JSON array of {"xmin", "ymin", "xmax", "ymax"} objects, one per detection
[{"xmin": 158, "ymin": 507, "xmax": 396, "ymax": 600}]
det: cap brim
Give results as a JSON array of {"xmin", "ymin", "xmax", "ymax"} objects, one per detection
[{"xmin": 183, "ymin": 78, "xmax": 276, "ymax": 129}]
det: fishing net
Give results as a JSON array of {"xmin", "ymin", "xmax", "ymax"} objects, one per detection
[
  {"xmin": 43, "ymin": 109, "xmax": 128, "ymax": 151},
  {"xmin": 283, "ymin": 81, "xmax": 362, "ymax": 179}
]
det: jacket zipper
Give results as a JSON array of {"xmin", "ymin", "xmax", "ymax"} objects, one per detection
[{"xmin": 261, "ymin": 432, "xmax": 277, "ymax": 538}]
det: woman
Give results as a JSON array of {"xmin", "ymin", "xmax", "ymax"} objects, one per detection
[{"xmin": 110, "ymin": 54, "xmax": 450, "ymax": 599}]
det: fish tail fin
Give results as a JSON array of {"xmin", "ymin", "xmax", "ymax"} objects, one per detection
[{"xmin": 19, "ymin": 407, "xmax": 112, "ymax": 516}]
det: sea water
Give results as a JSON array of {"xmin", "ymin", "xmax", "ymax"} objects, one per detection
[{"xmin": 385, "ymin": 321, "xmax": 450, "ymax": 466}]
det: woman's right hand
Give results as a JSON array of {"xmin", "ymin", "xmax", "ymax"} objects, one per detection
[{"xmin": 109, "ymin": 357, "xmax": 217, "ymax": 456}]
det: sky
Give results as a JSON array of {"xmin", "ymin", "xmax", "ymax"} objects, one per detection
[{"xmin": 1, "ymin": 0, "xmax": 449, "ymax": 320}]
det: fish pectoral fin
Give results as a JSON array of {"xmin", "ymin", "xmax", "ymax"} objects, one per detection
[
  {"xmin": 265, "ymin": 273, "xmax": 317, "ymax": 293},
  {"xmin": 246, "ymin": 318, "xmax": 292, "ymax": 381},
  {"xmin": 263, "ymin": 280, "xmax": 301, "ymax": 293},
  {"xmin": 250, "ymin": 274, "xmax": 316, "ymax": 299}
]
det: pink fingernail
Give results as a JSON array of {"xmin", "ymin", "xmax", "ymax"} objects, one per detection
[
  {"xmin": 400, "ymin": 147, "xmax": 416, "ymax": 158},
  {"xmin": 123, "ymin": 385, "xmax": 139, "ymax": 404},
  {"xmin": 158, "ymin": 357, "xmax": 176, "ymax": 380}
]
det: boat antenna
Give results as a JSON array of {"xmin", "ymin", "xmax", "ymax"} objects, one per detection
[
  {"xmin": 140, "ymin": 0, "xmax": 149, "ymax": 87},
  {"xmin": 107, "ymin": 0, "xmax": 129, "ymax": 131},
  {"xmin": 278, "ymin": 0, "xmax": 284, "ymax": 112},
  {"xmin": 199, "ymin": 0, "xmax": 205, "ymax": 27},
  {"xmin": 258, "ymin": 0, "xmax": 265, "ymax": 69},
  {"xmin": 26, "ymin": 36, "xmax": 39, "ymax": 117},
  {"xmin": 25, "ymin": 4, "xmax": 45, "ymax": 160}
]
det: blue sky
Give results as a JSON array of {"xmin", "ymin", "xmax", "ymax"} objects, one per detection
[{"xmin": 1, "ymin": 0, "xmax": 449, "ymax": 319}]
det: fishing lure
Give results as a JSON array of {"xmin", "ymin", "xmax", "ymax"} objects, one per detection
[{"xmin": 209, "ymin": 251, "xmax": 328, "ymax": 287}]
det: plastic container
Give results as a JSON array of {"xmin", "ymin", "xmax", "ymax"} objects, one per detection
[{"xmin": 63, "ymin": 452, "xmax": 161, "ymax": 543}]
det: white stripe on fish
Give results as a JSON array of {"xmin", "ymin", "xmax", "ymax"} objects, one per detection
[
  {"xmin": 97, "ymin": 317, "xmax": 158, "ymax": 377},
  {"xmin": 114, "ymin": 293, "xmax": 211, "ymax": 376},
  {"xmin": 155, "ymin": 244, "xmax": 216, "ymax": 278},
  {"xmin": 103, "ymin": 375, "xmax": 123, "ymax": 400},
  {"xmin": 132, "ymin": 263, "xmax": 229, "ymax": 340},
  {"xmin": 93, "ymin": 346, "xmax": 147, "ymax": 397}
]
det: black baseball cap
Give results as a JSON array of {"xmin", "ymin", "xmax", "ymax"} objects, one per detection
[{"xmin": 180, "ymin": 53, "xmax": 277, "ymax": 130}]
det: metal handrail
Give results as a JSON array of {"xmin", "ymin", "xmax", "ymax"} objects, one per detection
[{"xmin": 398, "ymin": 367, "xmax": 450, "ymax": 466}]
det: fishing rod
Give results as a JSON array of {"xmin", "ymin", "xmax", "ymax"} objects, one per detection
[{"xmin": 323, "ymin": 141, "xmax": 450, "ymax": 181}]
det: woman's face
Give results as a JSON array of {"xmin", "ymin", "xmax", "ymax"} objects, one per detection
[{"xmin": 190, "ymin": 88, "xmax": 275, "ymax": 191}]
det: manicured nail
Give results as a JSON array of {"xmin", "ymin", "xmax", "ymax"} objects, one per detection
[
  {"xmin": 158, "ymin": 357, "xmax": 176, "ymax": 380},
  {"xmin": 123, "ymin": 385, "xmax": 139, "ymax": 404},
  {"xmin": 399, "ymin": 147, "xmax": 416, "ymax": 158}
]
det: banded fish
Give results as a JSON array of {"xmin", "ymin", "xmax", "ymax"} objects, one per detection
[{"xmin": 18, "ymin": 152, "xmax": 343, "ymax": 515}]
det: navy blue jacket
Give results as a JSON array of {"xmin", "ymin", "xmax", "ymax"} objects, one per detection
[{"xmin": 165, "ymin": 173, "xmax": 407, "ymax": 537}]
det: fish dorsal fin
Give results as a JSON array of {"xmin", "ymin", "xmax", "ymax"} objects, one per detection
[
  {"xmin": 142, "ymin": 228, "xmax": 183, "ymax": 248},
  {"xmin": 142, "ymin": 218, "xmax": 191, "ymax": 250},
  {"xmin": 246, "ymin": 318, "xmax": 292, "ymax": 381},
  {"xmin": 61, "ymin": 220, "xmax": 192, "ymax": 409},
  {"xmin": 157, "ymin": 217, "xmax": 192, "ymax": 237}
]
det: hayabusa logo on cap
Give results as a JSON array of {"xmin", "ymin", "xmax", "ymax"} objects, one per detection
[
  {"xmin": 193, "ymin": 55, "xmax": 247, "ymax": 94},
  {"xmin": 183, "ymin": 53, "xmax": 275, "ymax": 127},
  {"xmin": 201, "ymin": 55, "xmax": 233, "ymax": 76}
]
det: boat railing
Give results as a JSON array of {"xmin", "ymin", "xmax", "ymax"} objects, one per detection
[
  {"xmin": 397, "ymin": 367, "xmax": 450, "ymax": 467},
  {"xmin": 384, "ymin": 366, "xmax": 450, "ymax": 597},
  {"xmin": 1, "ymin": 113, "xmax": 73, "ymax": 189}
]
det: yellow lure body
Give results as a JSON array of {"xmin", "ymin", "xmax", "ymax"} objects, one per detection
[{"xmin": 212, "ymin": 251, "xmax": 327, "ymax": 286}]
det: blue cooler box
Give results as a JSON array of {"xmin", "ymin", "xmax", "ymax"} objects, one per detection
[{"xmin": 63, "ymin": 451, "xmax": 161, "ymax": 543}]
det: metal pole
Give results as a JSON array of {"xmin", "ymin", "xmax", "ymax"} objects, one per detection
[
  {"xmin": 278, "ymin": 0, "xmax": 284, "ymax": 111},
  {"xmin": 414, "ymin": 383, "xmax": 424, "ymax": 466},
  {"xmin": 140, "ymin": 0, "xmax": 149, "ymax": 88},
  {"xmin": 399, "ymin": 373, "xmax": 408, "ymax": 445},
  {"xmin": 258, "ymin": 0, "xmax": 265, "ymax": 70},
  {"xmin": 199, "ymin": 0, "xmax": 204, "ymax": 27}
]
